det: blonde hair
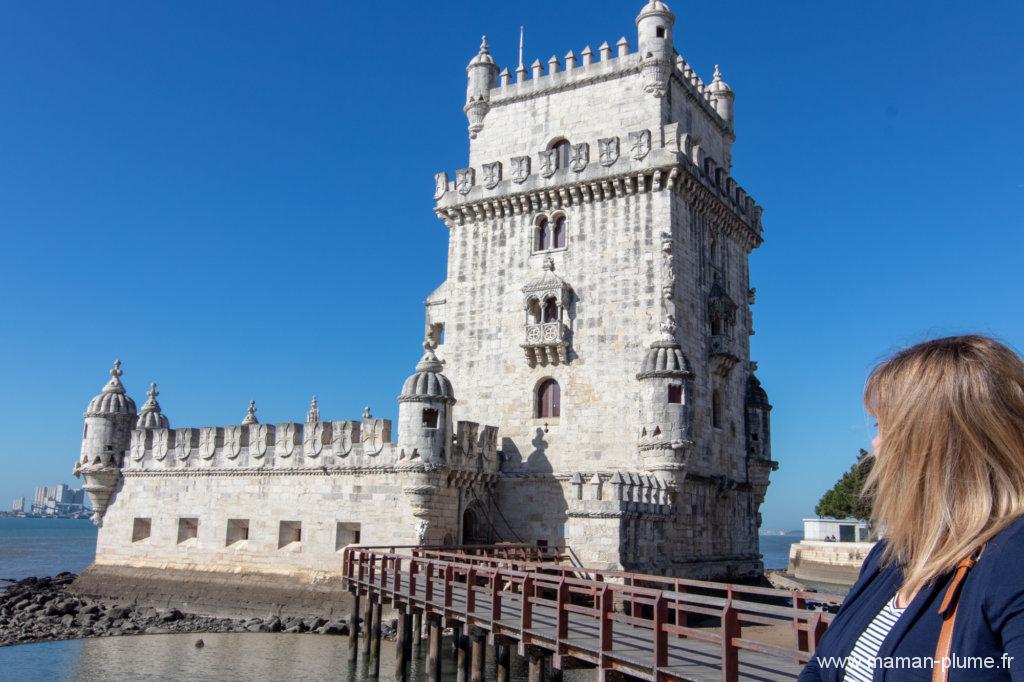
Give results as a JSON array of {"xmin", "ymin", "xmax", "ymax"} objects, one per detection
[{"xmin": 863, "ymin": 335, "xmax": 1024, "ymax": 595}]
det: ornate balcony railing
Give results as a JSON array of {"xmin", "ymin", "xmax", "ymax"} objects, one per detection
[{"xmin": 521, "ymin": 322, "xmax": 568, "ymax": 366}]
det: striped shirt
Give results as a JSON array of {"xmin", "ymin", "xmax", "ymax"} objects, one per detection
[{"xmin": 843, "ymin": 594, "xmax": 907, "ymax": 682}]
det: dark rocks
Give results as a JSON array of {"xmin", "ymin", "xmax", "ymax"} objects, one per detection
[{"xmin": 0, "ymin": 572, "xmax": 350, "ymax": 647}]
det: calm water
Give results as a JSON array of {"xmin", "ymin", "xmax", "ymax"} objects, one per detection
[
  {"xmin": 0, "ymin": 631, "xmax": 589, "ymax": 682},
  {"xmin": 759, "ymin": 533, "xmax": 801, "ymax": 570},
  {"xmin": 0, "ymin": 518, "xmax": 97, "ymax": 581}
]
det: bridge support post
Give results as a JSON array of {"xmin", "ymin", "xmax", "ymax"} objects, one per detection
[
  {"xmin": 452, "ymin": 624, "xmax": 462, "ymax": 662},
  {"xmin": 470, "ymin": 630, "xmax": 486, "ymax": 682},
  {"xmin": 528, "ymin": 652, "xmax": 544, "ymax": 682},
  {"xmin": 412, "ymin": 611, "xmax": 422, "ymax": 646},
  {"xmin": 348, "ymin": 593, "xmax": 361, "ymax": 663},
  {"xmin": 456, "ymin": 627, "xmax": 471, "ymax": 682},
  {"xmin": 396, "ymin": 611, "xmax": 412, "ymax": 681},
  {"xmin": 362, "ymin": 593, "xmax": 374, "ymax": 655},
  {"xmin": 496, "ymin": 643, "xmax": 511, "ymax": 682},
  {"xmin": 369, "ymin": 601, "xmax": 383, "ymax": 677},
  {"xmin": 426, "ymin": 614, "xmax": 443, "ymax": 682},
  {"xmin": 549, "ymin": 663, "xmax": 563, "ymax": 682}
]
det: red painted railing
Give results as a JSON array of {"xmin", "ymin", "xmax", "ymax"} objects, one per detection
[{"xmin": 342, "ymin": 545, "xmax": 840, "ymax": 681}]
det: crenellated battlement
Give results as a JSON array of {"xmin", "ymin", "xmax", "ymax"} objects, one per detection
[
  {"xmin": 434, "ymin": 122, "xmax": 762, "ymax": 243},
  {"xmin": 125, "ymin": 416, "xmax": 499, "ymax": 475}
]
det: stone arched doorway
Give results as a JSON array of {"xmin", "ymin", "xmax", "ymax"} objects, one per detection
[{"xmin": 461, "ymin": 502, "xmax": 489, "ymax": 545}]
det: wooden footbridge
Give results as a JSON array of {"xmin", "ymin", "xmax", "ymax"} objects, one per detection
[{"xmin": 341, "ymin": 544, "xmax": 841, "ymax": 682}]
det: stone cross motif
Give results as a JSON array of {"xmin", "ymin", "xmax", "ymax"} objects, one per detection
[
  {"xmin": 154, "ymin": 431, "xmax": 170, "ymax": 461},
  {"xmin": 251, "ymin": 424, "xmax": 270, "ymax": 458},
  {"xmin": 538, "ymin": 149, "xmax": 558, "ymax": 178},
  {"xmin": 130, "ymin": 431, "xmax": 145, "ymax": 462},
  {"xmin": 334, "ymin": 421, "xmax": 355, "ymax": 457},
  {"xmin": 482, "ymin": 161, "xmax": 502, "ymax": 189},
  {"xmin": 277, "ymin": 424, "xmax": 298, "ymax": 458},
  {"xmin": 568, "ymin": 143, "xmax": 589, "ymax": 172},
  {"xmin": 511, "ymin": 156, "xmax": 531, "ymax": 183},
  {"xmin": 305, "ymin": 421, "xmax": 325, "ymax": 458},
  {"xmin": 629, "ymin": 129, "xmax": 651, "ymax": 160},
  {"xmin": 598, "ymin": 137, "xmax": 619, "ymax": 166},
  {"xmin": 224, "ymin": 425, "xmax": 242, "ymax": 459},
  {"xmin": 176, "ymin": 428, "xmax": 193, "ymax": 461},
  {"xmin": 362, "ymin": 419, "xmax": 386, "ymax": 455},
  {"xmin": 433, "ymin": 171, "xmax": 449, "ymax": 200},
  {"xmin": 455, "ymin": 167, "xmax": 475, "ymax": 195},
  {"xmin": 199, "ymin": 428, "xmax": 217, "ymax": 460}
]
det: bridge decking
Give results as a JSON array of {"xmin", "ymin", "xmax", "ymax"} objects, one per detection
[{"xmin": 343, "ymin": 545, "xmax": 840, "ymax": 682}]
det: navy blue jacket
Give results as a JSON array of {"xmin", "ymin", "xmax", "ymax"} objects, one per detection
[{"xmin": 799, "ymin": 515, "xmax": 1024, "ymax": 681}]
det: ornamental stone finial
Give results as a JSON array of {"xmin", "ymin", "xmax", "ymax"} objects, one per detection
[
  {"xmin": 480, "ymin": 35, "xmax": 488, "ymax": 52},
  {"xmin": 660, "ymin": 314, "xmax": 677, "ymax": 340},
  {"xmin": 415, "ymin": 338, "xmax": 444, "ymax": 374},
  {"xmin": 242, "ymin": 400, "xmax": 258, "ymax": 425},
  {"xmin": 307, "ymin": 395, "xmax": 320, "ymax": 423},
  {"xmin": 102, "ymin": 359, "xmax": 127, "ymax": 394},
  {"xmin": 542, "ymin": 256, "xmax": 555, "ymax": 272},
  {"xmin": 147, "ymin": 382, "xmax": 158, "ymax": 400},
  {"xmin": 363, "ymin": 406, "xmax": 373, "ymax": 419},
  {"xmin": 136, "ymin": 381, "xmax": 169, "ymax": 429}
]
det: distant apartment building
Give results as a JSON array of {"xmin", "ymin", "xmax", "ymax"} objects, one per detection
[
  {"xmin": 12, "ymin": 497, "xmax": 25, "ymax": 513},
  {"xmin": 30, "ymin": 484, "xmax": 89, "ymax": 517}
]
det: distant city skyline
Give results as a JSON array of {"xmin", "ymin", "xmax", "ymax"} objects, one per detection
[{"xmin": 0, "ymin": 0, "xmax": 1021, "ymax": 531}]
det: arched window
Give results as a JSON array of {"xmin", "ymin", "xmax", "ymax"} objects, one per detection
[
  {"xmin": 711, "ymin": 314, "xmax": 723, "ymax": 336},
  {"xmin": 528, "ymin": 298, "xmax": 542, "ymax": 324},
  {"xmin": 552, "ymin": 216, "xmax": 566, "ymax": 249},
  {"xmin": 712, "ymin": 389, "xmax": 723, "ymax": 429},
  {"xmin": 536, "ymin": 379, "xmax": 561, "ymax": 418},
  {"xmin": 542, "ymin": 297, "xmax": 559, "ymax": 323},
  {"xmin": 536, "ymin": 218, "xmax": 550, "ymax": 251},
  {"xmin": 552, "ymin": 139, "xmax": 571, "ymax": 169}
]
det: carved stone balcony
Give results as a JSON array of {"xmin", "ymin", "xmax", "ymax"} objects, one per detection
[
  {"xmin": 521, "ymin": 322, "xmax": 568, "ymax": 367},
  {"xmin": 709, "ymin": 334, "xmax": 740, "ymax": 377}
]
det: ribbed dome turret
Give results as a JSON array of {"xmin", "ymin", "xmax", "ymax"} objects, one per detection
[
  {"xmin": 135, "ymin": 382, "xmax": 170, "ymax": 429},
  {"xmin": 746, "ymin": 373, "xmax": 770, "ymax": 408},
  {"xmin": 86, "ymin": 360, "xmax": 137, "ymax": 417},
  {"xmin": 399, "ymin": 342, "xmax": 456, "ymax": 403},
  {"xmin": 708, "ymin": 64, "xmax": 733, "ymax": 95},
  {"xmin": 636, "ymin": 0, "xmax": 673, "ymax": 24},
  {"xmin": 468, "ymin": 35, "xmax": 497, "ymax": 68},
  {"xmin": 637, "ymin": 318, "xmax": 693, "ymax": 379}
]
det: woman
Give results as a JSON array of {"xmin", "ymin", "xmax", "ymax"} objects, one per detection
[{"xmin": 799, "ymin": 335, "xmax": 1024, "ymax": 681}]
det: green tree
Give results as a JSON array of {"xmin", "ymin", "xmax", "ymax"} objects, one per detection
[{"xmin": 815, "ymin": 449, "xmax": 874, "ymax": 520}]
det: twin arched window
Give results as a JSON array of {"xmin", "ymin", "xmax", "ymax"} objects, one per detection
[
  {"xmin": 536, "ymin": 215, "xmax": 566, "ymax": 251},
  {"xmin": 536, "ymin": 379, "xmax": 561, "ymax": 418}
]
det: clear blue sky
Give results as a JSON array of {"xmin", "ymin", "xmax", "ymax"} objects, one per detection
[{"xmin": 1, "ymin": 1, "xmax": 1021, "ymax": 531}]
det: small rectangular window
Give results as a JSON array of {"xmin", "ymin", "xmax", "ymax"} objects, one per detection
[
  {"xmin": 656, "ymin": 26, "xmax": 665, "ymax": 38},
  {"xmin": 177, "ymin": 517, "xmax": 199, "ymax": 544},
  {"xmin": 422, "ymin": 408, "xmax": 439, "ymax": 429},
  {"xmin": 132, "ymin": 518, "xmax": 151, "ymax": 543},
  {"xmin": 336, "ymin": 522, "xmax": 362, "ymax": 551},
  {"xmin": 667, "ymin": 384, "xmax": 683, "ymax": 404},
  {"xmin": 226, "ymin": 518, "xmax": 250, "ymax": 546},
  {"xmin": 278, "ymin": 521, "xmax": 302, "ymax": 549}
]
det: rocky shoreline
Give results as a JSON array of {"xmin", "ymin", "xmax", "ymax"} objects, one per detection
[{"xmin": 1, "ymin": 573, "xmax": 357, "ymax": 647}]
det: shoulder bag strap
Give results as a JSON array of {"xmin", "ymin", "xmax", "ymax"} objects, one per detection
[{"xmin": 932, "ymin": 544, "xmax": 985, "ymax": 682}]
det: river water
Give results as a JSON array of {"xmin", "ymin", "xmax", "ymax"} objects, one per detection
[{"xmin": 0, "ymin": 518, "xmax": 808, "ymax": 680}]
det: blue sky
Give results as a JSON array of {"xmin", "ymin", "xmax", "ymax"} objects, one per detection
[{"xmin": 0, "ymin": 1, "xmax": 1021, "ymax": 531}]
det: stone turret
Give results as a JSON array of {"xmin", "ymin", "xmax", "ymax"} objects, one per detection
[
  {"xmin": 636, "ymin": 0, "xmax": 675, "ymax": 97},
  {"xmin": 708, "ymin": 64, "xmax": 734, "ymax": 126},
  {"xmin": 74, "ymin": 360, "xmax": 137, "ymax": 525},
  {"xmin": 465, "ymin": 36, "xmax": 499, "ymax": 138},
  {"xmin": 744, "ymin": 367, "xmax": 771, "ymax": 460},
  {"xmin": 636, "ymin": 317, "xmax": 694, "ymax": 472},
  {"xmin": 397, "ymin": 340, "xmax": 456, "ymax": 465},
  {"xmin": 136, "ymin": 383, "xmax": 169, "ymax": 429}
]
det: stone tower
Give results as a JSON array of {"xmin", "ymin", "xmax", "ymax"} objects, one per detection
[
  {"xmin": 430, "ymin": 0, "xmax": 777, "ymax": 578},
  {"xmin": 74, "ymin": 360, "xmax": 137, "ymax": 524}
]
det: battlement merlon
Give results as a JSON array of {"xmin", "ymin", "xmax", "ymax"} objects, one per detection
[{"xmin": 432, "ymin": 123, "xmax": 763, "ymax": 250}]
